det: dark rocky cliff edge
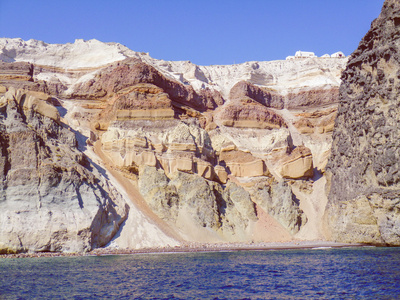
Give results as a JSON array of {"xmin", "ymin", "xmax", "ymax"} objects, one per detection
[{"xmin": 325, "ymin": 0, "xmax": 400, "ymax": 246}]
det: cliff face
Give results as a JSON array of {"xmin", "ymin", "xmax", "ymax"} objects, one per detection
[
  {"xmin": 0, "ymin": 88, "xmax": 128, "ymax": 253},
  {"xmin": 0, "ymin": 37, "xmax": 348, "ymax": 252},
  {"xmin": 326, "ymin": 0, "xmax": 400, "ymax": 246}
]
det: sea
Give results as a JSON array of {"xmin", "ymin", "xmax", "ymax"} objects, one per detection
[{"xmin": 1, "ymin": 247, "xmax": 400, "ymax": 299}]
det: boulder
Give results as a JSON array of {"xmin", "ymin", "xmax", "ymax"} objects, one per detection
[{"xmin": 4, "ymin": 88, "xmax": 60, "ymax": 122}]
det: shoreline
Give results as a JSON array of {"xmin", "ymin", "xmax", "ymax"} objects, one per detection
[{"xmin": 0, "ymin": 241, "xmax": 372, "ymax": 259}]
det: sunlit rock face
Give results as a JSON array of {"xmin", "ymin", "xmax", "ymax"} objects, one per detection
[
  {"xmin": 0, "ymin": 88, "xmax": 128, "ymax": 253},
  {"xmin": 0, "ymin": 36, "xmax": 349, "ymax": 251},
  {"xmin": 325, "ymin": 0, "xmax": 400, "ymax": 246}
]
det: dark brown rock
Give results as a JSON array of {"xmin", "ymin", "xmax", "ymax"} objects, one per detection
[
  {"xmin": 229, "ymin": 80, "xmax": 284, "ymax": 109},
  {"xmin": 71, "ymin": 58, "xmax": 224, "ymax": 112},
  {"xmin": 219, "ymin": 99, "xmax": 287, "ymax": 129},
  {"xmin": 325, "ymin": 0, "xmax": 400, "ymax": 246},
  {"xmin": 286, "ymin": 87, "xmax": 339, "ymax": 109}
]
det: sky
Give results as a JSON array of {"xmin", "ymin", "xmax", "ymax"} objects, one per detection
[{"xmin": 0, "ymin": 0, "xmax": 385, "ymax": 66}]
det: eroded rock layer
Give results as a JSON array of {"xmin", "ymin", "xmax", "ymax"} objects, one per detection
[{"xmin": 0, "ymin": 36, "xmax": 350, "ymax": 251}]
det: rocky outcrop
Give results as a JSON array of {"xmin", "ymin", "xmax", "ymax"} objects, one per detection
[
  {"xmin": 0, "ymin": 61, "xmax": 33, "ymax": 81},
  {"xmin": 71, "ymin": 59, "xmax": 224, "ymax": 112},
  {"xmin": 0, "ymin": 89, "xmax": 128, "ymax": 253},
  {"xmin": 219, "ymin": 100, "xmax": 287, "ymax": 130},
  {"xmin": 280, "ymin": 146, "xmax": 314, "ymax": 179},
  {"xmin": 250, "ymin": 179, "xmax": 306, "ymax": 234},
  {"xmin": 219, "ymin": 149, "xmax": 270, "ymax": 178},
  {"xmin": 0, "ymin": 38, "xmax": 349, "ymax": 251},
  {"xmin": 293, "ymin": 118, "xmax": 315, "ymax": 134},
  {"xmin": 286, "ymin": 86, "xmax": 339, "ymax": 109},
  {"xmin": 101, "ymin": 119, "xmax": 216, "ymax": 176},
  {"xmin": 0, "ymin": 61, "xmax": 67, "ymax": 96},
  {"xmin": 229, "ymin": 81, "xmax": 284, "ymax": 109},
  {"xmin": 138, "ymin": 166, "xmax": 257, "ymax": 242},
  {"xmin": 325, "ymin": 0, "xmax": 400, "ymax": 245}
]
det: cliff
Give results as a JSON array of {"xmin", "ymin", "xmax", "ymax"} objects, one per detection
[
  {"xmin": 0, "ymin": 37, "xmax": 348, "ymax": 252},
  {"xmin": 325, "ymin": 0, "xmax": 400, "ymax": 246},
  {"xmin": 0, "ymin": 88, "xmax": 129, "ymax": 253}
]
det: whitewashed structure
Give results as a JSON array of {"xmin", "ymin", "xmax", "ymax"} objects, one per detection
[
  {"xmin": 295, "ymin": 51, "xmax": 316, "ymax": 58},
  {"xmin": 285, "ymin": 51, "xmax": 345, "ymax": 60},
  {"xmin": 331, "ymin": 51, "xmax": 345, "ymax": 58}
]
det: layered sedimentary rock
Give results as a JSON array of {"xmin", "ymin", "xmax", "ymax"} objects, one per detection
[
  {"xmin": 71, "ymin": 59, "xmax": 224, "ymax": 113},
  {"xmin": 219, "ymin": 99, "xmax": 287, "ymax": 129},
  {"xmin": 0, "ymin": 37, "xmax": 349, "ymax": 251},
  {"xmin": 229, "ymin": 81, "xmax": 284, "ymax": 109},
  {"xmin": 279, "ymin": 146, "xmax": 314, "ymax": 179},
  {"xmin": 0, "ymin": 88, "xmax": 128, "ymax": 253},
  {"xmin": 325, "ymin": 0, "xmax": 400, "ymax": 245}
]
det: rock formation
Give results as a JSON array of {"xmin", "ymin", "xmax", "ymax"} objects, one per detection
[
  {"xmin": 0, "ymin": 88, "xmax": 128, "ymax": 253},
  {"xmin": 0, "ymin": 36, "xmax": 348, "ymax": 252},
  {"xmin": 325, "ymin": 0, "xmax": 400, "ymax": 246}
]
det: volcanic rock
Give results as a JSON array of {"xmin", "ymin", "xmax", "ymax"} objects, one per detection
[{"xmin": 325, "ymin": 0, "xmax": 400, "ymax": 246}]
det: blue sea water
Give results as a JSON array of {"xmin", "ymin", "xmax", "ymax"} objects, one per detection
[{"xmin": 1, "ymin": 247, "xmax": 400, "ymax": 299}]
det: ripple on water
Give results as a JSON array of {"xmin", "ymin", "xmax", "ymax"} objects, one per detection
[{"xmin": 1, "ymin": 247, "xmax": 400, "ymax": 299}]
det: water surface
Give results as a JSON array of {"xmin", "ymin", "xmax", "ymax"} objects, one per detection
[{"xmin": 1, "ymin": 247, "xmax": 400, "ymax": 299}]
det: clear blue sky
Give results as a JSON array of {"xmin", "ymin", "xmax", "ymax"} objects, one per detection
[{"xmin": 0, "ymin": 0, "xmax": 385, "ymax": 65}]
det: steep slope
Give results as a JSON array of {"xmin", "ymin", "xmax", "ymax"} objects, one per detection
[
  {"xmin": 0, "ymin": 88, "xmax": 128, "ymax": 253},
  {"xmin": 0, "ymin": 37, "xmax": 348, "ymax": 251},
  {"xmin": 325, "ymin": 0, "xmax": 400, "ymax": 246}
]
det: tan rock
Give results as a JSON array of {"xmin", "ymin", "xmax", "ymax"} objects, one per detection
[
  {"xmin": 4, "ymin": 88, "xmax": 60, "ymax": 122},
  {"xmin": 318, "ymin": 149, "xmax": 331, "ymax": 173},
  {"xmin": 317, "ymin": 113, "xmax": 336, "ymax": 133},
  {"xmin": 116, "ymin": 108, "xmax": 175, "ymax": 120},
  {"xmin": 221, "ymin": 144, "xmax": 237, "ymax": 152},
  {"xmin": 0, "ymin": 85, "xmax": 7, "ymax": 93},
  {"xmin": 215, "ymin": 165, "xmax": 228, "ymax": 183},
  {"xmin": 293, "ymin": 118, "xmax": 314, "ymax": 134},
  {"xmin": 220, "ymin": 149, "xmax": 270, "ymax": 177},
  {"xmin": 196, "ymin": 159, "xmax": 215, "ymax": 180},
  {"xmin": 280, "ymin": 146, "xmax": 314, "ymax": 179},
  {"xmin": 159, "ymin": 156, "xmax": 193, "ymax": 174},
  {"xmin": 168, "ymin": 143, "xmax": 197, "ymax": 152},
  {"xmin": 26, "ymin": 90, "xmax": 51, "ymax": 101},
  {"xmin": 227, "ymin": 159, "xmax": 269, "ymax": 177}
]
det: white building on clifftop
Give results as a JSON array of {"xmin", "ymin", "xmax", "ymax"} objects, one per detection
[
  {"xmin": 286, "ymin": 51, "xmax": 316, "ymax": 60},
  {"xmin": 286, "ymin": 50, "xmax": 346, "ymax": 60},
  {"xmin": 295, "ymin": 51, "xmax": 316, "ymax": 58},
  {"xmin": 331, "ymin": 51, "xmax": 345, "ymax": 58}
]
